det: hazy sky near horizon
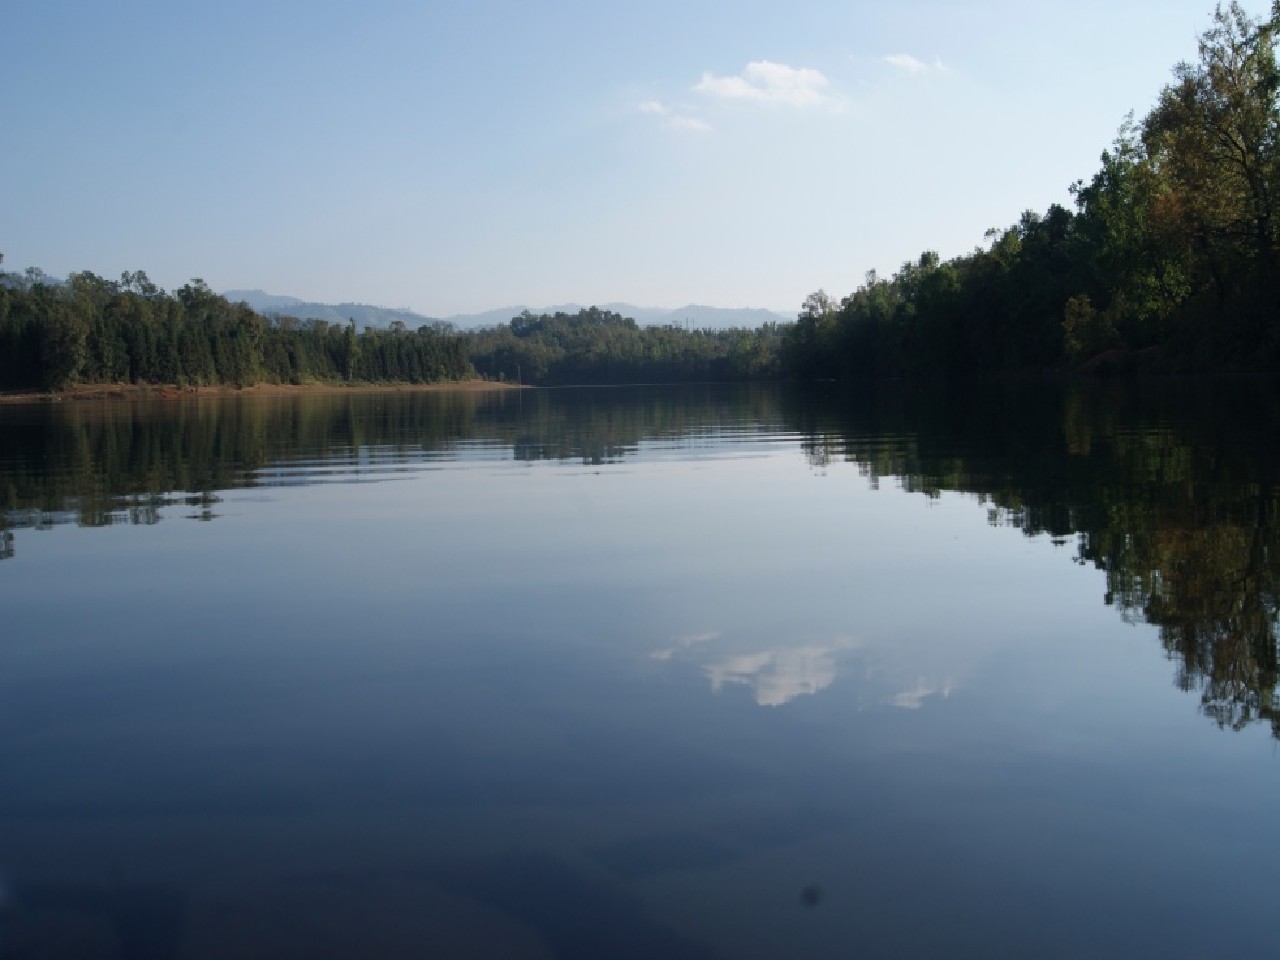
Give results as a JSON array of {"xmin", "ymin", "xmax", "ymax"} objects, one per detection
[{"xmin": 2, "ymin": 0, "xmax": 1268, "ymax": 316}]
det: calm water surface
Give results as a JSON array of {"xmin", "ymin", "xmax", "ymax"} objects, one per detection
[{"xmin": 1, "ymin": 382, "xmax": 1277, "ymax": 958}]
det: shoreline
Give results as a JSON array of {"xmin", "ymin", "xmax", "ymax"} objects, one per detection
[{"xmin": 0, "ymin": 380, "xmax": 528, "ymax": 405}]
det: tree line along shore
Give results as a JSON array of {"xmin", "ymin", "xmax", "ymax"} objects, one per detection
[{"xmin": 4, "ymin": 4, "xmax": 1280, "ymax": 394}]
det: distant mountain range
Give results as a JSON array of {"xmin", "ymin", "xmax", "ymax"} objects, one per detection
[
  {"xmin": 222, "ymin": 291, "xmax": 436, "ymax": 331},
  {"xmin": 223, "ymin": 290, "xmax": 793, "ymax": 331}
]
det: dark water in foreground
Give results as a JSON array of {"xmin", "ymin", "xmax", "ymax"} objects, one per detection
[{"xmin": 1, "ymin": 381, "xmax": 1278, "ymax": 959}]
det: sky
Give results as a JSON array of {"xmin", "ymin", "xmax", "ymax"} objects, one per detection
[{"xmin": 2, "ymin": 0, "xmax": 1272, "ymax": 317}]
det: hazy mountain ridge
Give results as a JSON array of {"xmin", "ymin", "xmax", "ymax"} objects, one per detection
[
  {"xmin": 223, "ymin": 291, "xmax": 439, "ymax": 330},
  {"xmin": 224, "ymin": 290, "xmax": 792, "ymax": 330}
]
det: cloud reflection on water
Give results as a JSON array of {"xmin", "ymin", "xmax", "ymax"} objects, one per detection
[{"xmin": 653, "ymin": 631, "xmax": 963, "ymax": 711}]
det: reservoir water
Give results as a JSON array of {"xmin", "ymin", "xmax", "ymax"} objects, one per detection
[{"xmin": 1, "ymin": 381, "xmax": 1277, "ymax": 958}]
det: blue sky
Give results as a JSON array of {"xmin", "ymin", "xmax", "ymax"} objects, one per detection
[{"xmin": 2, "ymin": 1, "xmax": 1268, "ymax": 316}]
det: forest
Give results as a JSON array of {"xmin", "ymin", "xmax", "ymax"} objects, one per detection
[
  {"xmin": 3, "ymin": 3, "xmax": 1279, "ymax": 391},
  {"xmin": 464, "ymin": 307, "xmax": 782, "ymax": 385},
  {"xmin": 0, "ymin": 269, "xmax": 470, "ymax": 391},
  {"xmin": 782, "ymin": 2, "xmax": 1280, "ymax": 379},
  {"xmin": 0, "ymin": 268, "xmax": 781, "ymax": 391}
]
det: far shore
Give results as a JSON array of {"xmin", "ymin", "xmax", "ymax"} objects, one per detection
[{"xmin": 0, "ymin": 380, "xmax": 529, "ymax": 405}]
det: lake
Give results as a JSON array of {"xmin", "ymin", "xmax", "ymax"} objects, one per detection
[{"xmin": 1, "ymin": 381, "xmax": 1277, "ymax": 959}]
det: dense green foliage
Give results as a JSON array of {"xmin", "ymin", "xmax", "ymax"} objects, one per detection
[
  {"xmin": 0, "ymin": 267, "xmax": 469, "ymax": 391},
  {"xmin": 783, "ymin": 2, "xmax": 1280, "ymax": 379},
  {"xmin": 464, "ymin": 307, "xmax": 782, "ymax": 385},
  {"xmin": 0, "ymin": 268, "xmax": 779, "ymax": 391},
  {"xmin": 0, "ymin": 259, "xmax": 783, "ymax": 390}
]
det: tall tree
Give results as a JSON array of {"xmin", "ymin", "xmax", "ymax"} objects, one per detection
[{"xmin": 1143, "ymin": 2, "xmax": 1280, "ymax": 295}]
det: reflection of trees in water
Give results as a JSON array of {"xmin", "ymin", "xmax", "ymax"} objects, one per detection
[
  {"xmin": 795, "ymin": 379, "xmax": 1280, "ymax": 739},
  {"xmin": 1112, "ymin": 515, "xmax": 1280, "ymax": 736},
  {"xmin": 4, "ymin": 380, "xmax": 1276, "ymax": 736},
  {"xmin": 0, "ymin": 384, "xmax": 785, "ymax": 550},
  {"xmin": 1071, "ymin": 395, "xmax": 1280, "ymax": 738}
]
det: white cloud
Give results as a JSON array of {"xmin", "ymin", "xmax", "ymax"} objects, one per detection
[
  {"xmin": 651, "ymin": 630, "xmax": 720, "ymax": 660},
  {"xmin": 883, "ymin": 53, "xmax": 946, "ymax": 74},
  {"xmin": 706, "ymin": 644, "xmax": 844, "ymax": 707},
  {"xmin": 694, "ymin": 60, "xmax": 834, "ymax": 107},
  {"xmin": 637, "ymin": 100, "xmax": 711, "ymax": 132},
  {"xmin": 889, "ymin": 677, "xmax": 953, "ymax": 710},
  {"xmin": 667, "ymin": 115, "xmax": 711, "ymax": 132},
  {"xmin": 679, "ymin": 631, "xmax": 721, "ymax": 646},
  {"xmin": 653, "ymin": 631, "xmax": 855, "ymax": 707}
]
